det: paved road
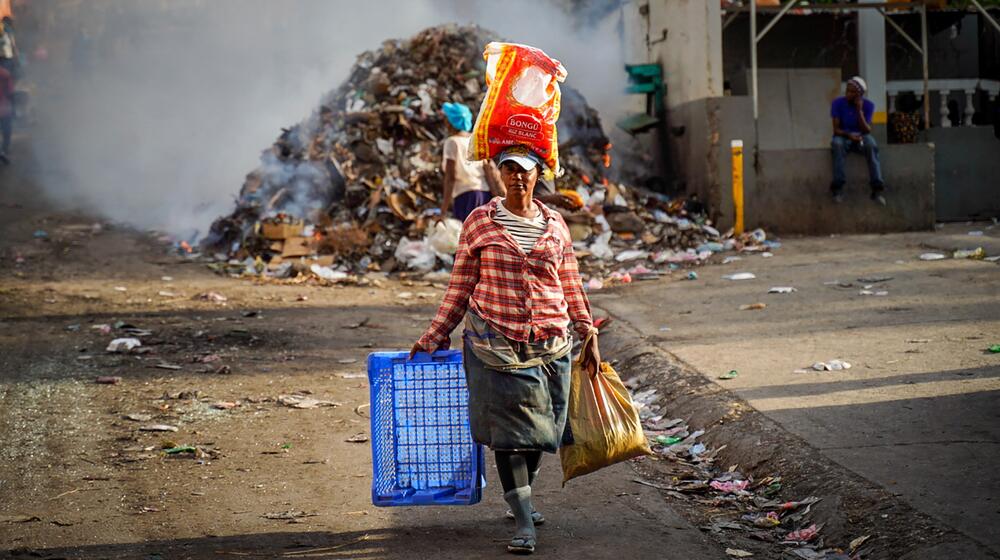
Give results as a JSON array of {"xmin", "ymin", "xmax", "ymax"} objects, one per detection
[{"xmin": 592, "ymin": 225, "xmax": 1000, "ymax": 557}]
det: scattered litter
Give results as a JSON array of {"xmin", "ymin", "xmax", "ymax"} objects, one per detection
[
  {"xmin": 954, "ymin": 247, "xmax": 985, "ymax": 260},
  {"xmin": 96, "ymin": 376, "xmax": 122, "ymax": 385},
  {"xmin": 113, "ymin": 286, "xmax": 128, "ymax": 292},
  {"xmin": 725, "ymin": 549, "xmax": 754, "ymax": 558},
  {"xmin": 859, "ymin": 290, "xmax": 888, "ymax": 296},
  {"xmin": 784, "ymin": 523, "xmax": 821, "ymax": 543},
  {"xmin": 33, "ymin": 230, "xmax": 48, "ymax": 239},
  {"xmin": 849, "ymin": 535, "xmax": 871, "ymax": 553},
  {"xmin": 919, "ymin": 253, "xmax": 946, "ymax": 261},
  {"xmin": 262, "ymin": 510, "xmax": 317, "ymax": 521},
  {"xmin": 139, "ymin": 424, "xmax": 179, "ymax": 432},
  {"xmin": 91, "ymin": 324, "xmax": 113, "ymax": 335},
  {"xmin": 686, "ymin": 271, "xmax": 698, "ymax": 280},
  {"xmin": 658, "ymin": 326, "xmax": 671, "ymax": 332},
  {"xmin": 811, "ymin": 360, "xmax": 851, "ymax": 371},
  {"xmin": 739, "ymin": 303, "xmax": 766, "ymax": 311},
  {"xmin": 988, "ymin": 344, "xmax": 1000, "ymax": 354},
  {"xmin": 0, "ymin": 514, "xmax": 41, "ymax": 523},
  {"xmin": 154, "ymin": 363, "xmax": 183, "ymax": 371},
  {"xmin": 278, "ymin": 394, "xmax": 341, "ymax": 409},
  {"xmin": 123, "ymin": 413, "xmax": 152, "ymax": 422},
  {"xmin": 195, "ymin": 291, "xmax": 228, "ymax": 303},
  {"xmin": 212, "ymin": 401, "xmax": 239, "ymax": 410},
  {"xmin": 345, "ymin": 433, "xmax": 369, "ymax": 443},
  {"xmin": 768, "ymin": 286, "xmax": 796, "ymax": 294},
  {"xmin": 710, "ymin": 479, "xmax": 750, "ymax": 493},
  {"xmin": 761, "ymin": 252, "xmax": 773, "ymax": 258},
  {"xmin": 106, "ymin": 338, "xmax": 142, "ymax": 353},
  {"xmin": 723, "ymin": 272, "xmax": 756, "ymax": 281},
  {"xmin": 161, "ymin": 276, "xmax": 173, "ymax": 282},
  {"xmin": 906, "ymin": 339, "xmax": 931, "ymax": 343},
  {"xmin": 722, "ymin": 256, "xmax": 742, "ymax": 265},
  {"xmin": 337, "ymin": 358, "xmax": 358, "ymax": 364},
  {"xmin": 163, "ymin": 445, "xmax": 197, "ymax": 455},
  {"xmin": 718, "ymin": 370, "xmax": 739, "ymax": 380},
  {"xmin": 968, "ymin": 231, "xmax": 984, "ymax": 236},
  {"xmin": 857, "ymin": 276, "xmax": 892, "ymax": 283}
]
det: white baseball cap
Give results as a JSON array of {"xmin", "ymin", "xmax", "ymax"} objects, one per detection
[{"xmin": 496, "ymin": 145, "xmax": 543, "ymax": 171}]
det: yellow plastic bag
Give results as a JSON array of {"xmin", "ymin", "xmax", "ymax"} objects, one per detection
[{"xmin": 559, "ymin": 350, "xmax": 652, "ymax": 484}]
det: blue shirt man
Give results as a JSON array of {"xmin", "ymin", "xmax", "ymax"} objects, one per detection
[{"xmin": 830, "ymin": 76, "xmax": 885, "ymax": 205}]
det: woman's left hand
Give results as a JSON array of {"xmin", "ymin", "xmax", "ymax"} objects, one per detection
[{"xmin": 582, "ymin": 333, "xmax": 601, "ymax": 376}]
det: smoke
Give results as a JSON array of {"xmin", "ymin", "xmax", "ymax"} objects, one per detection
[{"xmin": 27, "ymin": 0, "xmax": 625, "ymax": 239}]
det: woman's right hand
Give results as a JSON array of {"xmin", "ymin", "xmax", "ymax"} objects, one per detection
[{"xmin": 409, "ymin": 341, "xmax": 438, "ymax": 360}]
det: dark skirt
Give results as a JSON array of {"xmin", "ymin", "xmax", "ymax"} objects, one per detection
[
  {"xmin": 452, "ymin": 190, "xmax": 492, "ymax": 222},
  {"xmin": 463, "ymin": 340, "xmax": 572, "ymax": 453}
]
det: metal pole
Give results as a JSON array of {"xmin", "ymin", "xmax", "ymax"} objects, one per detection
[
  {"xmin": 751, "ymin": 0, "xmax": 759, "ymax": 155},
  {"xmin": 757, "ymin": 0, "xmax": 800, "ymax": 42},
  {"xmin": 920, "ymin": 1, "xmax": 930, "ymax": 128},
  {"xmin": 731, "ymin": 140, "xmax": 745, "ymax": 235},
  {"xmin": 970, "ymin": 0, "xmax": 1000, "ymax": 34}
]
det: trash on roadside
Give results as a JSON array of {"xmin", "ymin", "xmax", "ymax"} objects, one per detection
[
  {"xmin": 195, "ymin": 291, "xmax": 228, "ymax": 303},
  {"xmin": 988, "ymin": 344, "xmax": 1000, "ymax": 354},
  {"xmin": 106, "ymin": 338, "xmax": 142, "ymax": 353},
  {"xmin": 278, "ymin": 394, "xmax": 341, "ymax": 409},
  {"xmin": 768, "ymin": 286, "xmax": 796, "ymax": 294},
  {"xmin": 211, "ymin": 401, "xmax": 239, "ymax": 410},
  {"xmin": 858, "ymin": 289, "xmax": 888, "ymax": 296},
  {"xmin": 686, "ymin": 271, "xmax": 698, "ymax": 280},
  {"xmin": 918, "ymin": 253, "xmax": 946, "ymax": 261},
  {"xmin": 710, "ymin": 479, "xmax": 750, "ymax": 493},
  {"xmin": 163, "ymin": 445, "xmax": 197, "ymax": 455},
  {"xmin": 154, "ymin": 362, "xmax": 183, "ymax": 371},
  {"xmin": 139, "ymin": 424, "xmax": 179, "ymax": 432},
  {"xmin": 91, "ymin": 324, "xmax": 113, "ymax": 335},
  {"xmin": 723, "ymin": 272, "xmax": 756, "ymax": 281},
  {"xmin": 784, "ymin": 523, "xmax": 821, "ymax": 543},
  {"xmin": 953, "ymin": 247, "xmax": 985, "ymax": 260},
  {"xmin": 262, "ymin": 510, "xmax": 317, "ymax": 521},
  {"xmin": 96, "ymin": 376, "xmax": 122, "ymax": 384},
  {"xmin": 857, "ymin": 275, "xmax": 892, "ymax": 283},
  {"xmin": 811, "ymin": 360, "xmax": 851, "ymax": 371},
  {"xmin": 345, "ymin": 433, "xmax": 369, "ymax": 443},
  {"xmin": 718, "ymin": 370, "xmax": 739, "ymax": 380},
  {"xmin": 739, "ymin": 303, "xmax": 767, "ymax": 311},
  {"xmin": 725, "ymin": 549, "xmax": 754, "ymax": 558}
]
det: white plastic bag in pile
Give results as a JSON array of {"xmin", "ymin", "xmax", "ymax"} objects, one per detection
[
  {"xmin": 394, "ymin": 237, "xmax": 437, "ymax": 272},
  {"xmin": 427, "ymin": 218, "xmax": 463, "ymax": 256}
]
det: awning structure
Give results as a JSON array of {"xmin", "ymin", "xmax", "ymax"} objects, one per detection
[{"xmin": 721, "ymin": 0, "xmax": 1000, "ymax": 155}]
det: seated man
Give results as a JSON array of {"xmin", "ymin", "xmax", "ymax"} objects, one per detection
[{"xmin": 830, "ymin": 76, "xmax": 886, "ymax": 205}]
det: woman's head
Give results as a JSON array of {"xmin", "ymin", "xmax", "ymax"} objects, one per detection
[
  {"xmin": 442, "ymin": 102, "xmax": 473, "ymax": 134},
  {"xmin": 496, "ymin": 146, "xmax": 543, "ymax": 200}
]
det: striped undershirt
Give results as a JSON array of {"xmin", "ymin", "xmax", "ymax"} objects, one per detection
[{"xmin": 494, "ymin": 201, "xmax": 548, "ymax": 253}]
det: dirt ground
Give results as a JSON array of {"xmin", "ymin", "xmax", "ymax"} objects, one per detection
[{"xmin": 0, "ymin": 150, "xmax": 728, "ymax": 559}]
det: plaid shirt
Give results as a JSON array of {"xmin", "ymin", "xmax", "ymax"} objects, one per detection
[{"xmin": 417, "ymin": 197, "xmax": 594, "ymax": 350}]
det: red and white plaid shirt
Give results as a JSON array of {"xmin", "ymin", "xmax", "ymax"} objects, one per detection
[{"xmin": 417, "ymin": 197, "xmax": 594, "ymax": 350}]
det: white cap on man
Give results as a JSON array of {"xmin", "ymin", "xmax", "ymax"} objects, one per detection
[{"xmin": 848, "ymin": 76, "xmax": 867, "ymax": 95}]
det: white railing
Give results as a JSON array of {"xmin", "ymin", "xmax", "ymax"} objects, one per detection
[{"xmin": 885, "ymin": 79, "xmax": 1000, "ymax": 128}]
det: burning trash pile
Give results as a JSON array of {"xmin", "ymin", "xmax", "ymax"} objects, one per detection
[
  {"xmin": 628, "ymin": 382, "xmax": 871, "ymax": 559},
  {"xmin": 202, "ymin": 24, "xmax": 770, "ymax": 286}
]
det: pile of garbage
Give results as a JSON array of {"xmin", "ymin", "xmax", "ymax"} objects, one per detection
[
  {"xmin": 629, "ymin": 382, "xmax": 871, "ymax": 559},
  {"xmin": 201, "ymin": 24, "xmax": 769, "ymax": 285}
]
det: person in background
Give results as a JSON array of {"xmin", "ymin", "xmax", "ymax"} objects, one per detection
[
  {"xmin": 412, "ymin": 144, "xmax": 600, "ymax": 555},
  {"xmin": 441, "ymin": 102, "xmax": 503, "ymax": 222},
  {"xmin": 830, "ymin": 76, "xmax": 886, "ymax": 205}
]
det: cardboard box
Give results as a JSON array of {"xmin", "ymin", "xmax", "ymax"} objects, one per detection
[
  {"xmin": 261, "ymin": 221, "xmax": 304, "ymax": 240},
  {"xmin": 281, "ymin": 236, "xmax": 313, "ymax": 257}
]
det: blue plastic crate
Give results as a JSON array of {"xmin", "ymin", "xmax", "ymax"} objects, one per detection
[{"xmin": 367, "ymin": 350, "xmax": 485, "ymax": 506}]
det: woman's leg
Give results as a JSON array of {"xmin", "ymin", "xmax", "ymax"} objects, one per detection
[
  {"xmin": 496, "ymin": 451, "xmax": 536, "ymax": 552},
  {"xmin": 525, "ymin": 450, "xmax": 542, "ymax": 486}
]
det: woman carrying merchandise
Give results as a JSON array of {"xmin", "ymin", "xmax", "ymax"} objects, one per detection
[
  {"xmin": 411, "ymin": 144, "xmax": 600, "ymax": 555},
  {"xmin": 440, "ymin": 102, "xmax": 504, "ymax": 222}
]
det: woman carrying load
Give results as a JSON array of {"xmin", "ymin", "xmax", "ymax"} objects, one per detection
[
  {"xmin": 440, "ymin": 101, "xmax": 504, "ymax": 222},
  {"xmin": 411, "ymin": 144, "xmax": 600, "ymax": 555}
]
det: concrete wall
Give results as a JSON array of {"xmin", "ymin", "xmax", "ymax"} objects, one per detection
[
  {"xmin": 750, "ymin": 144, "xmax": 936, "ymax": 234},
  {"xmin": 925, "ymin": 126, "xmax": 1000, "ymax": 221},
  {"xmin": 646, "ymin": 0, "xmax": 723, "ymax": 107},
  {"xmin": 739, "ymin": 68, "xmax": 842, "ymax": 150}
]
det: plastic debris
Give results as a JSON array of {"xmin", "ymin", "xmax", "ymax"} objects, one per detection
[
  {"xmin": 953, "ymin": 247, "xmax": 985, "ymax": 260},
  {"xmin": 811, "ymin": 360, "xmax": 851, "ymax": 371},
  {"xmin": 106, "ymin": 338, "xmax": 142, "ymax": 353},
  {"xmin": 686, "ymin": 271, "xmax": 699, "ymax": 280},
  {"xmin": 723, "ymin": 272, "xmax": 756, "ymax": 281},
  {"xmin": 96, "ymin": 376, "xmax": 122, "ymax": 385},
  {"xmin": 784, "ymin": 523, "xmax": 821, "ymax": 543},
  {"xmin": 988, "ymin": 344, "xmax": 1000, "ymax": 354},
  {"xmin": 740, "ymin": 303, "xmax": 767, "ymax": 311},
  {"xmin": 195, "ymin": 291, "xmax": 228, "ymax": 303},
  {"xmin": 139, "ymin": 424, "xmax": 179, "ymax": 432},
  {"xmin": 858, "ymin": 290, "xmax": 888, "ymax": 296},
  {"xmin": 718, "ymin": 370, "xmax": 739, "ymax": 380},
  {"xmin": 710, "ymin": 479, "xmax": 750, "ymax": 493},
  {"xmin": 725, "ymin": 549, "xmax": 754, "ymax": 558},
  {"xmin": 919, "ymin": 253, "xmax": 946, "ymax": 261},
  {"xmin": 768, "ymin": 286, "xmax": 796, "ymax": 294},
  {"xmin": 345, "ymin": 433, "xmax": 369, "ymax": 443},
  {"xmin": 277, "ymin": 394, "xmax": 341, "ymax": 409}
]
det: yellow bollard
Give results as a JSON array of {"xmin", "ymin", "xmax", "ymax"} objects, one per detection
[{"xmin": 731, "ymin": 140, "xmax": 745, "ymax": 235}]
